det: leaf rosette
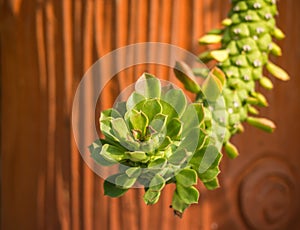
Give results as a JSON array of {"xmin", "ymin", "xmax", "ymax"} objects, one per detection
[{"xmin": 90, "ymin": 71, "xmax": 224, "ymax": 216}]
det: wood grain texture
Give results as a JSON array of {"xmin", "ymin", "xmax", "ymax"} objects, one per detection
[{"xmin": 1, "ymin": 0, "xmax": 300, "ymax": 229}]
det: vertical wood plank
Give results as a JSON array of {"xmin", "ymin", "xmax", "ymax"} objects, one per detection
[{"xmin": 1, "ymin": 0, "xmax": 300, "ymax": 229}]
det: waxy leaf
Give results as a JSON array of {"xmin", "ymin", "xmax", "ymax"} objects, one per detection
[
  {"xmin": 266, "ymin": 62, "xmax": 290, "ymax": 81},
  {"xmin": 125, "ymin": 151, "xmax": 149, "ymax": 162},
  {"xmin": 224, "ymin": 141, "xmax": 239, "ymax": 159},
  {"xmin": 199, "ymin": 167, "xmax": 220, "ymax": 182},
  {"xmin": 148, "ymin": 158, "xmax": 167, "ymax": 169},
  {"xmin": 272, "ymin": 27, "xmax": 285, "ymax": 40},
  {"xmin": 162, "ymin": 89, "xmax": 187, "ymax": 117},
  {"xmin": 104, "ymin": 174, "xmax": 128, "ymax": 197},
  {"xmin": 174, "ymin": 61, "xmax": 202, "ymax": 93},
  {"xmin": 175, "ymin": 168, "xmax": 197, "ymax": 187},
  {"xmin": 171, "ymin": 191, "xmax": 190, "ymax": 216},
  {"xmin": 141, "ymin": 99, "xmax": 162, "ymax": 121},
  {"xmin": 115, "ymin": 101, "xmax": 127, "ymax": 117},
  {"xmin": 100, "ymin": 144, "xmax": 125, "ymax": 163},
  {"xmin": 269, "ymin": 42, "xmax": 282, "ymax": 56},
  {"xmin": 203, "ymin": 178, "xmax": 220, "ymax": 190},
  {"xmin": 246, "ymin": 117, "xmax": 276, "ymax": 133},
  {"xmin": 176, "ymin": 184, "xmax": 199, "ymax": 205},
  {"xmin": 125, "ymin": 167, "xmax": 142, "ymax": 178},
  {"xmin": 149, "ymin": 174, "xmax": 166, "ymax": 191},
  {"xmin": 198, "ymin": 145, "xmax": 221, "ymax": 174},
  {"xmin": 115, "ymin": 174, "xmax": 137, "ymax": 189},
  {"xmin": 202, "ymin": 73, "xmax": 223, "ymax": 102},
  {"xmin": 199, "ymin": 34, "xmax": 222, "ymax": 44},
  {"xmin": 210, "ymin": 50, "xmax": 229, "ymax": 62},
  {"xmin": 135, "ymin": 73, "xmax": 161, "ymax": 98},
  {"xmin": 126, "ymin": 92, "xmax": 145, "ymax": 111},
  {"xmin": 111, "ymin": 118, "xmax": 131, "ymax": 140},
  {"xmin": 211, "ymin": 67, "xmax": 226, "ymax": 86},
  {"xmin": 181, "ymin": 104, "xmax": 202, "ymax": 135},
  {"xmin": 168, "ymin": 149, "xmax": 189, "ymax": 166},
  {"xmin": 167, "ymin": 118, "xmax": 182, "ymax": 139},
  {"xmin": 143, "ymin": 190, "xmax": 161, "ymax": 205},
  {"xmin": 259, "ymin": 76, "xmax": 274, "ymax": 90},
  {"xmin": 90, "ymin": 140, "xmax": 116, "ymax": 166},
  {"xmin": 128, "ymin": 110, "xmax": 149, "ymax": 135},
  {"xmin": 150, "ymin": 113, "xmax": 167, "ymax": 133}
]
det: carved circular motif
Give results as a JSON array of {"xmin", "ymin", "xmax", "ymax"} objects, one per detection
[{"xmin": 239, "ymin": 157, "xmax": 298, "ymax": 229}]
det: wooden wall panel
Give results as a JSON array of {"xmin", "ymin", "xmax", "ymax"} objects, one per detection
[{"xmin": 1, "ymin": 0, "xmax": 300, "ymax": 229}]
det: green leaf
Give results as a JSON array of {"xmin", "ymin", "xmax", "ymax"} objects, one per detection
[
  {"xmin": 198, "ymin": 34, "xmax": 222, "ymax": 44},
  {"xmin": 198, "ymin": 145, "xmax": 220, "ymax": 173},
  {"xmin": 167, "ymin": 118, "xmax": 182, "ymax": 139},
  {"xmin": 257, "ymin": 33, "xmax": 272, "ymax": 51},
  {"xmin": 176, "ymin": 184, "xmax": 199, "ymax": 204},
  {"xmin": 224, "ymin": 141, "xmax": 239, "ymax": 159},
  {"xmin": 222, "ymin": 18, "xmax": 232, "ymax": 26},
  {"xmin": 178, "ymin": 127, "xmax": 199, "ymax": 152},
  {"xmin": 135, "ymin": 73, "xmax": 161, "ymax": 98},
  {"xmin": 175, "ymin": 168, "xmax": 197, "ymax": 187},
  {"xmin": 162, "ymin": 89, "xmax": 187, "ymax": 117},
  {"xmin": 126, "ymin": 92, "xmax": 145, "ymax": 111},
  {"xmin": 128, "ymin": 110, "xmax": 149, "ymax": 135},
  {"xmin": 272, "ymin": 27, "xmax": 285, "ymax": 40},
  {"xmin": 100, "ymin": 108, "xmax": 122, "ymax": 120},
  {"xmin": 115, "ymin": 101, "xmax": 127, "ymax": 117},
  {"xmin": 199, "ymin": 167, "xmax": 220, "ymax": 182},
  {"xmin": 202, "ymin": 74, "xmax": 223, "ymax": 102},
  {"xmin": 111, "ymin": 118, "xmax": 139, "ymax": 150},
  {"xmin": 125, "ymin": 167, "xmax": 141, "ymax": 178},
  {"xmin": 230, "ymin": 23, "xmax": 250, "ymax": 37},
  {"xmin": 203, "ymin": 177, "xmax": 220, "ymax": 190},
  {"xmin": 198, "ymin": 51, "xmax": 213, "ymax": 63},
  {"xmin": 100, "ymin": 144, "xmax": 125, "ymax": 163},
  {"xmin": 181, "ymin": 104, "xmax": 202, "ymax": 135},
  {"xmin": 210, "ymin": 50, "xmax": 229, "ymax": 62},
  {"xmin": 254, "ymin": 92, "xmax": 268, "ymax": 107},
  {"xmin": 115, "ymin": 174, "xmax": 137, "ymax": 189},
  {"xmin": 246, "ymin": 117, "xmax": 276, "ymax": 133},
  {"xmin": 192, "ymin": 103, "xmax": 205, "ymax": 124},
  {"xmin": 149, "ymin": 174, "xmax": 166, "ymax": 191},
  {"xmin": 168, "ymin": 149, "xmax": 189, "ymax": 166},
  {"xmin": 171, "ymin": 191, "xmax": 189, "ymax": 216},
  {"xmin": 192, "ymin": 67, "xmax": 210, "ymax": 78},
  {"xmin": 100, "ymin": 110, "xmax": 123, "ymax": 142},
  {"xmin": 173, "ymin": 61, "xmax": 201, "ymax": 93},
  {"xmin": 266, "ymin": 62, "xmax": 290, "ymax": 81},
  {"xmin": 143, "ymin": 190, "xmax": 161, "ymax": 205},
  {"xmin": 259, "ymin": 76, "xmax": 273, "ymax": 90},
  {"xmin": 211, "ymin": 67, "xmax": 226, "ymax": 86},
  {"xmin": 269, "ymin": 42, "xmax": 282, "ymax": 56},
  {"xmin": 111, "ymin": 118, "xmax": 131, "ymax": 140},
  {"xmin": 140, "ymin": 99, "xmax": 162, "ymax": 121},
  {"xmin": 160, "ymin": 100, "xmax": 178, "ymax": 122},
  {"xmin": 149, "ymin": 113, "xmax": 167, "ymax": 133},
  {"xmin": 104, "ymin": 174, "xmax": 128, "ymax": 197},
  {"xmin": 248, "ymin": 105, "xmax": 259, "ymax": 115},
  {"xmin": 148, "ymin": 158, "xmax": 167, "ymax": 169},
  {"xmin": 90, "ymin": 140, "xmax": 116, "ymax": 166},
  {"xmin": 158, "ymin": 136, "xmax": 172, "ymax": 150},
  {"xmin": 125, "ymin": 151, "xmax": 149, "ymax": 162}
]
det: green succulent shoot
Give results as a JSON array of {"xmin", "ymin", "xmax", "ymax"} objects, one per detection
[
  {"xmin": 196, "ymin": 0, "xmax": 289, "ymax": 157},
  {"xmin": 90, "ymin": 70, "xmax": 224, "ymax": 216}
]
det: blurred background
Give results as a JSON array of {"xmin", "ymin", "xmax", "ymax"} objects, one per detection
[{"xmin": 1, "ymin": 0, "xmax": 300, "ymax": 229}]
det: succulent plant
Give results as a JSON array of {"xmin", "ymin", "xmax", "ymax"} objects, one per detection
[
  {"xmin": 195, "ymin": 0, "xmax": 289, "ymax": 157},
  {"xmin": 90, "ymin": 70, "xmax": 226, "ymax": 216}
]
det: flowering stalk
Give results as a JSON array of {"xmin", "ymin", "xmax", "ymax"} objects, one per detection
[{"xmin": 195, "ymin": 0, "xmax": 289, "ymax": 157}]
